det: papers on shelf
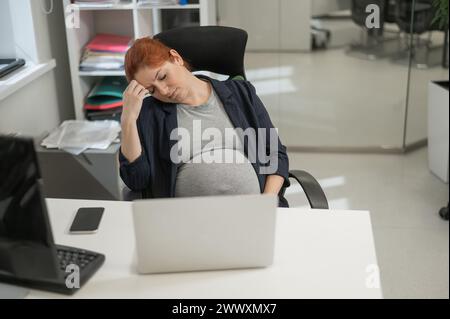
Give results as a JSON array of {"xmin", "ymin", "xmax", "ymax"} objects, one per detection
[
  {"xmin": 138, "ymin": 0, "xmax": 179, "ymax": 5},
  {"xmin": 41, "ymin": 120, "xmax": 121, "ymax": 155},
  {"xmin": 79, "ymin": 55, "xmax": 124, "ymax": 71},
  {"xmin": 79, "ymin": 34, "xmax": 132, "ymax": 71},
  {"xmin": 74, "ymin": 0, "xmax": 121, "ymax": 7}
]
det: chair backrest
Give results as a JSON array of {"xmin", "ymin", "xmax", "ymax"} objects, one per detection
[
  {"xmin": 351, "ymin": 0, "xmax": 386, "ymax": 27},
  {"xmin": 385, "ymin": 0, "xmax": 397, "ymax": 23},
  {"xmin": 395, "ymin": 0, "xmax": 435, "ymax": 34},
  {"xmin": 154, "ymin": 26, "xmax": 248, "ymax": 79}
]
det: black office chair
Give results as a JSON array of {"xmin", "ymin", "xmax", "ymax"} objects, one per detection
[
  {"xmin": 122, "ymin": 26, "xmax": 329, "ymax": 209},
  {"xmin": 384, "ymin": 0, "xmax": 398, "ymax": 24},
  {"xmin": 348, "ymin": 0, "xmax": 386, "ymax": 58},
  {"xmin": 154, "ymin": 26, "xmax": 248, "ymax": 80},
  {"xmin": 393, "ymin": 0, "xmax": 446, "ymax": 68},
  {"xmin": 348, "ymin": 0, "xmax": 402, "ymax": 59},
  {"xmin": 439, "ymin": 202, "xmax": 449, "ymax": 220},
  {"xmin": 351, "ymin": 0, "xmax": 386, "ymax": 38},
  {"xmin": 395, "ymin": 0, "xmax": 434, "ymax": 35}
]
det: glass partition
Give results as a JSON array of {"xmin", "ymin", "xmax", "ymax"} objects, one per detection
[{"xmin": 217, "ymin": 0, "xmax": 442, "ymax": 152}]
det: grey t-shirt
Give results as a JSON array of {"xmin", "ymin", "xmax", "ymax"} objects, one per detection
[{"xmin": 174, "ymin": 86, "xmax": 260, "ymax": 197}]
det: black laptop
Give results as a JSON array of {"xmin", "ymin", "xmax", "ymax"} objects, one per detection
[{"xmin": 0, "ymin": 135, "xmax": 105, "ymax": 295}]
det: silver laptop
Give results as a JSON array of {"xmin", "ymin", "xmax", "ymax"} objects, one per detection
[{"xmin": 132, "ymin": 194, "xmax": 278, "ymax": 274}]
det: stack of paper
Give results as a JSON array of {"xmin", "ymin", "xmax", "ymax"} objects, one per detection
[
  {"xmin": 138, "ymin": 0, "xmax": 179, "ymax": 5},
  {"xmin": 79, "ymin": 33, "xmax": 133, "ymax": 71},
  {"xmin": 41, "ymin": 120, "xmax": 121, "ymax": 155},
  {"xmin": 80, "ymin": 50, "xmax": 125, "ymax": 70},
  {"xmin": 74, "ymin": 0, "xmax": 121, "ymax": 7}
]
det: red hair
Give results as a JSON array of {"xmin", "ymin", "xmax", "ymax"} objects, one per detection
[{"xmin": 124, "ymin": 37, "xmax": 190, "ymax": 82}]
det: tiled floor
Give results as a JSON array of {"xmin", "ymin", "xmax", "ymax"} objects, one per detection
[{"xmin": 286, "ymin": 147, "xmax": 449, "ymax": 299}]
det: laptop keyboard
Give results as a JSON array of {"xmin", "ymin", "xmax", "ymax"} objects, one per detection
[{"xmin": 56, "ymin": 247, "xmax": 99, "ymax": 272}]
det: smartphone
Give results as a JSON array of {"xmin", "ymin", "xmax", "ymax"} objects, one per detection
[{"xmin": 69, "ymin": 207, "xmax": 104, "ymax": 234}]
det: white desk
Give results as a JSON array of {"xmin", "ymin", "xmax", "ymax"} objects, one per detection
[{"xmin": 27, "ymin": 198, "xmax": 382, "ymax": 299}]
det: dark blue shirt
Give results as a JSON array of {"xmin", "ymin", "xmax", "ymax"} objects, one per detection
[{"xmin": 119, "ymin": 75, "xmax": 290, "ymax": 206}]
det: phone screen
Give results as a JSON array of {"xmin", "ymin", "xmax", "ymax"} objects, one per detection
[{"xmin": 70, "ymin": 207, "xmax": 104, "ymax": 233}]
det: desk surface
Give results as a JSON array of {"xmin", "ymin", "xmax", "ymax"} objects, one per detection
[{"xmin": 27, "ymin": 199, "xmax": 382, "ymax": 299}]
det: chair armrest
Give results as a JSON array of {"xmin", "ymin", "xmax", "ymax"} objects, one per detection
[
  {"xmin": 439, "ymin": 203, "xmax": 449, "ymax": 221},
  {"xmin": 288, "ymin": 170, "xmax": 329, "ymax": 209},
  {"xmin": 121, "ymin": 185, "xmax": 143, "ymax": 201}
]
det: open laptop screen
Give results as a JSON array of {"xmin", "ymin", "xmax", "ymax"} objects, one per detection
[{"xmin": 0, "ymin": 136, "xmax": 54, "ymax": 246}]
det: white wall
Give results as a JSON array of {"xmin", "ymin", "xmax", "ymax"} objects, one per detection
[
  {"xmin": 311, "ymin": 0, "xmax": 351, "ymax": 16},
  {"xmin": 217, "ymin": 0, "xmax": 311, "ymax": 51},
  {"xmin": 0, "ymin": 0, "xmax": 74, "ymax": 137},
  {"xmin": 8, "ymin": 0, "xmax": 41, "ymax": 63},
  {"xmin": 0, "ymin": 1, "xmax": 15, "ymax": 58},
  {"xmin": 0, "ymin": 71, "xmax": 61, "ymax": 137},
  {"xmin": 280, "ymin": 0, "xmax": 310, "ymax": 51}
]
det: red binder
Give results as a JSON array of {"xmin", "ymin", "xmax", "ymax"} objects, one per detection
[{"xmin": 86, "ymin": 33, "xmax": 132, "ymax": 53}]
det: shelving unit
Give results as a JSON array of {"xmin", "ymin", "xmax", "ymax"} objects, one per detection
[{"xmin": 63, "ymin": 0, "xmax": 216, "ymax": 120}]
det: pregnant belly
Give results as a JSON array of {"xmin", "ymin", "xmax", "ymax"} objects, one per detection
[{"xmin": 175, "ymin": 149, "xmax": 261, "ymax": 197}]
